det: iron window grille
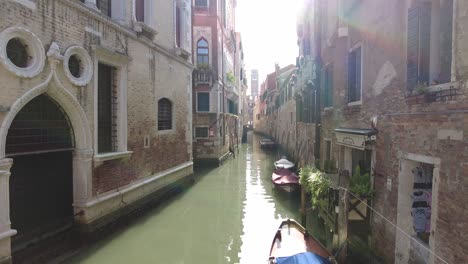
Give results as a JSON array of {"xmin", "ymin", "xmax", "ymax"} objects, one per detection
[
  {"xmin": 158, "ymin": 98, "xmax": 173, "ymax": 130},
  {"xmin": 97, "ymin": 63, "xmax": 117, "ymax": 153}
]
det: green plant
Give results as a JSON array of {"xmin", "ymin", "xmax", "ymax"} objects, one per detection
[
  {"xmin": 226, "ymin": 71, "xmax": 235, "ymax": 83},
  {"xmin": 197, "ymin": 63, "xmax": 210, "ymax": 69},
  {"xmin": 299, "ymin": 166, "xmax": 333, "ymax": 207},
  {"xmin": 414, "ymin": 82, "xmax": 428, "ymax": 95},
  {"xmin": 349, "ymin": 166, "xmax": 375, "ymax": 198}
]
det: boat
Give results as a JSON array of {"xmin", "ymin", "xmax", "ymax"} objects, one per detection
[
  {"xmin": 260, "ymin": 138, "xmax": 276, "ymax": 149},
  {"xmin": 274, "ymin": 156, "xmax": 295, "ymax": 169},
  {"xmin": 272, "ymin": 168, "xmax": 299, "ymax": 192},
  {"xmin": 272, "ymin": 157, "xmax": 299, "ymax": 192},
  {"xmin": 268, "ymin": 219, "xmax": 336, "ymax": 264}
]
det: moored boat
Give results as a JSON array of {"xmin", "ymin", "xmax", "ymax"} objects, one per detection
[
  {"xmin": 272, "ymin": 157, "xmax": 298, "ymax": 192},
  {"xmin": 274, "ymin": 156, "xmax": 295, "ymax": 169},
  {"xmin": 272, "ymin": 168, "xmax": 299, "ymax": 193},
  {"xmin": 260, "ymin": 138, "xmax": 276, "ymax": 149},
  {"xmin": 268, "ymin": 219, "xmax": 336, "ymax": 264}
]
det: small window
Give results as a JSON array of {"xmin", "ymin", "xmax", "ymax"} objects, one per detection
[
  {"xmin": 348, "ymin": 46, "xmax": 362, "ymax": 103},
  {"xmin": 195, "ymin": 0, "xmax": 208, "ymax": 8},
  {"xmin": 68, "ymin": 55, "xmax": 82, "ymax": 78},
  {"xmin": 325, "ymin": 140, "xmax": 332, "ymax": 161},
  {"xmin": 158, "ymin": 98, "xmax": 172, "ymax": 130},
  {"xmin": 407, "ymin": 0, "xmax": 453, "ymax": 90},
  {"xmin": 195, "ymin": 127, "xmax": 209, "ymax": 138},
  {"xmin": 96, "ymin": 0, "xmax": 111, "ymax": 17},
  {"xmin": 197, "ymin": 39, "xmax": 209, "ymax": 66},
  {"xmin": 97, "ymin": 63, "xmax": 117, "ymax": 153},
  {"xmin": 135, "ymin": 0, "xmax": 145, "ymax": 22},
  {"xmin": 6, "ymin": 37, "xmax": 29, "ymax": 68},
  {"xmin": 197, "ymin": 92, "xmax": 210, "ymax": 112},
  {"xmin": 175, "ymin": 6, "xmax": 181, "ymax": 47}
]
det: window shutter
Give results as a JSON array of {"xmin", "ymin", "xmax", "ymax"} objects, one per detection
[
  {"xmin": 439, "ymin": 0, "xmax": 453, "ymax": 83},
  {"xmin": 355, "ymin": 47, "xmax": 362, "ymax": 101},
  {"xmin": 348, "ymin": 51, "xmax": 356, "ymax": 102},
  {"xmin": 407, "ymin": 5, "xmax": 419, "ymax": 91},
  {"xmin": 419, "ymin": 2, "xmax": 431, "ymax": 86},
  {"xmin": 321, "ymin": 67, "xmax": 326, "ymax": 107},
  {"xmin": 176, "ymin": 6, "xmax": 181, "ymax": 47},
  {"xmin": 135, "ymin": 0, "xmax": 145, "ymax": 22}
]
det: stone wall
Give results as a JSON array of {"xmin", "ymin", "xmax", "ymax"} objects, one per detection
[{"xmin": 0, "ymin": 1, "xmax": 194, "ymax": 259}]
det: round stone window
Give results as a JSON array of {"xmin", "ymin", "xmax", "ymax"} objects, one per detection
[
  {"xmin": 68, "ymin": 55, "xmax": 82, "ymax": 78},
  {"xmin": 63, "ymin": 46, "xmax": 93, "ymax": 86},
  {"xmin": 0, "ymin": 27, "xmax": 45, "ymax": 78},
  {"xmin": 6, "ymin": 38, "xmax": 29, "ymax": 68}
]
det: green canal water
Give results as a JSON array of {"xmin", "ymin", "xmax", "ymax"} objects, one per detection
[{"xmin": 66, "ymin": 134, "xmax": 300, "ymax": 264}]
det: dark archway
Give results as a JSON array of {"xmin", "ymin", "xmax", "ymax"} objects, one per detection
[{"xmin": 6, "ymin": 94, "xmax": 74, "ymax": 252}]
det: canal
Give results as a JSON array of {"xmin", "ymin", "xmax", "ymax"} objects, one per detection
[{"xmin": 66, "ymin": 133, "xmax": 300, "ymax": 264}]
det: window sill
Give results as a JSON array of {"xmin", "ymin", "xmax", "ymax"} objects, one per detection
[
  {"xmin": 94, "ymin": 151, "xmax": 133, "ymax": 162},
  {"xmin": 323, "ymin": 106, "xmax": 334, "ymax": 111},
  {"xmin": 158, "ymin": 129, "xmax": 176, "ymax": 135},
  {"xmin": 133, "ymin": 21, "xmax": 158, "ymax": 40},
  {"xmin": 347, "ymin": 100, "xmax": 362, "ymax": 106},
  {"xmin": 175, "ymin": 47, "xmax": 191, "ymax": 60}
]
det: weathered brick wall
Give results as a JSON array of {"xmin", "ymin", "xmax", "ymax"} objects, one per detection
[
  {"xmin": 0, "ymin": 0, "xmax": 193, "ymax": 196},
  {"xmin": 298, "ymin": 0, "xmax": 468, "ymax": 262}
]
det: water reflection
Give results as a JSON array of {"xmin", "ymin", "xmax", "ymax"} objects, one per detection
[{"xmin": 66, "ymin": 133, "xmax": 300, "ymax": 264}]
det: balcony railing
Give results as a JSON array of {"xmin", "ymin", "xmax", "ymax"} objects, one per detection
[{"xmin": 193, "ymin": 69, "xmax": 213, "ymax": 86}]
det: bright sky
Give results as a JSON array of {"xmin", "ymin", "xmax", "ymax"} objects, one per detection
[{"xmin": 236, "ymin": 0, "xmax": 301, "ymax": 94}]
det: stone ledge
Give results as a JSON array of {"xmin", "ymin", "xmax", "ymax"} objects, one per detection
[{"xmin": 93, "ymin": 151, "xmax": 133, "ymax": 162}]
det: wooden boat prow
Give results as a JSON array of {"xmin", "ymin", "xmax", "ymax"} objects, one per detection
[{"xmin": 268, "ymin": 219, "xmax": 336, "ymax": 264}]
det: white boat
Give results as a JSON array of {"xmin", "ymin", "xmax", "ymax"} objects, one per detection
[{"xmin": 274, "ymin": 156, "xmax": 295, "ymax": 169}]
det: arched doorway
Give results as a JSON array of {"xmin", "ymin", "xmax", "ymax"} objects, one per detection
[{"xmin": 6, "ymin": 94, "xmax": 74, "ymax": 252}]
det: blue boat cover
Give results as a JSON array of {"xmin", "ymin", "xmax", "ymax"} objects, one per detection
[{"xmin": 276, "ymin": 252, "xmax": 331, "ymax": 264}]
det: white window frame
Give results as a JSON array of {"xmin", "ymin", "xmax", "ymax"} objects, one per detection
[
  {"xmin": 133, "ymin": 0, "xmax": 156, "ymax": 28},
  {"xmin": 92, "ymin": 45, "xmax": 132, "ymax": 162},
  {"xmin": 348, "ymin": 43, "xmax": 363, "ymax": 106}
]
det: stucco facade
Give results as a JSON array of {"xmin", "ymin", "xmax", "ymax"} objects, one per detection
[{"xmin": 0, "ymin": 0, "xmax": 193, "ymax": 262}]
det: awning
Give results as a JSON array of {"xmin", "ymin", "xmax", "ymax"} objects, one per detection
[{"xmin": 334, "ymin": 128, "xmax": 377, "ymax": 150}]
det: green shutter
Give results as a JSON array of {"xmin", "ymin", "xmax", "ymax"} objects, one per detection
[
  {"xmin": 439, "ymin": 0, "xmax": 453, "ymax": 83},
  {"xmin": 407, "ymin": 5, "xmax": 419, "ymax": 91},
  {"xmin": 419, "ymin": 2, "xmax": 431, "ymax": 85}
]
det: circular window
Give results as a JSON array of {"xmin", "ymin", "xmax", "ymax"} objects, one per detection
[
  {"xmin": 6, "ymin": 38, "xmax": 29, "ymax": 68},
  {"xmin": 0, "ymin": 27, "xmax": 45, "ymax": 78},
  {"xmin": 63, "ymin": 46, "xmax": 93, "ymax": 86},
  {"xmin": 68, "ymin": 55, "xmax": 82, "ymax": 78}
]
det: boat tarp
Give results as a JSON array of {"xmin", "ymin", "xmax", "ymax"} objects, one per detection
[
  {"xmin": 276, "ymin": 252, "xmax": 330, "ymax": 264},
  {"xmin": 274, "ymin": 158, "xmax": 295, "ymax": 169}
]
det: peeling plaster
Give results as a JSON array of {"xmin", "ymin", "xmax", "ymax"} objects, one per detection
[{"xmin": 372, "ymin": 61, "xmax": 396, "ymax": 96}]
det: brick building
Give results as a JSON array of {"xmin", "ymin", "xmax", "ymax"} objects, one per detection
[
  {"xmin": 192, "ymin": 0, "xmax": 243, "ymax": 165},
  {"xmin": 0, "ymin": 0, "xmax": 193, "ymax": 262},
  {"xmin": 266, "ymin": 0, "xmax": 468, "ymax": 263}
]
